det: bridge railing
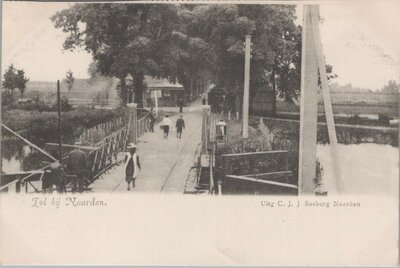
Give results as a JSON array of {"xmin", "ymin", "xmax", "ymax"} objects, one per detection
[
  {"xmin": 1, "ymin": 106, "xmax": 151, "ymax": 193},
  {"xmin": 79, "ymin": 114, "xmax": 127, "ymax": 146},
  {"xmin": 0, "ymin": 131, "xmax": 126, "ymax": 193},
  {"xmin": 137, "ymin": 112, "xmax": 150, "ymax": 137}
]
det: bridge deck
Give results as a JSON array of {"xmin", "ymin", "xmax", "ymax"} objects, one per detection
[{"xmin": 90, "ymin": 105, "xmax": 203, "ymax": 194}]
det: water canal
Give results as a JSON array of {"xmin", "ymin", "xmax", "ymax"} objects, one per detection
[{"xmin": 317, "ymin": 143, "xmax": 398, "ymax": 195}]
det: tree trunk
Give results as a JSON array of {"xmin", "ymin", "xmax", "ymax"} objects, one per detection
[
  {"xmin": 134, "ymin": 71, "xmax": 144, "ymax": 108},
  {"xmin": 182, "ymin": 78, "xmax": 190, "ymax": 106},
  {"xmin": 119, "ymin": 77, "xmax": 127, "ymax": 107},
  {"xmin": 271, "ymin": 70, "xmax": 277, "ymax": 116}
]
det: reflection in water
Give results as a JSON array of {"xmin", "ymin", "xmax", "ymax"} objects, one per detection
[
  {"xmin": 1, "ymin": 140, "xmax": 52, "ymax": 174},
  {"xmin": 317, "ymin": 143, "xmax": 399, "ymax": 196}
]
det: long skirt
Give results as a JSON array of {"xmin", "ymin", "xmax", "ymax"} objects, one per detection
[{"xmin": 126, "ymin": 166, "xmax": 135, "ymax": 182}]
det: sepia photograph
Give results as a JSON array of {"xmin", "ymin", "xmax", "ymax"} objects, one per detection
[
  {"xmin": 1, "ymin": 1, "xmax": 398, "ymax": 196},
  {"xmin": 0, "ymin": 0, "xmax": 399, "ymax": 265}
]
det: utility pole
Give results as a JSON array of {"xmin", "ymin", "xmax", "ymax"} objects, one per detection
[
  {"xmin": 310, "ymin": 6, "xmax": 343, "ymax": 193},
  {"xmin": 298, "ymin": 6, "xmax": 319, "ymax": 195},
  {"xmin": 242, "ymin": 35, "xmax": 251, "ymax": 138},
  {"xmin": 57, "ymin": 80, "xmax": 62, "ymax": 162}
]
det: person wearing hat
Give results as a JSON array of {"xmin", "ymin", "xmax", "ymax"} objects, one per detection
[
  {"xmin": 124, "ymin": 143, "xmax": 141, "ymax": 191},
  {"xmin": 65, "ymin": 141, "xmax": 88, "ymax": 193}
]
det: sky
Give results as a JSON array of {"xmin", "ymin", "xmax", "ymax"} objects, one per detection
[{"xmin": 2, "ymin": 1, "xmax": 400, "ymax": 90}]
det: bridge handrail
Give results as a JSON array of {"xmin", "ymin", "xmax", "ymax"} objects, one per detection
[
  {"xmin": 2, "ymin": 107, "xmax": 151, "ymax": 193},
  {"xmin": 137, "ymin": 110, "xmax": 151, "ymax": 137}
]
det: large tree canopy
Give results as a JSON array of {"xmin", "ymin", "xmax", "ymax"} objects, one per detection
[{"xmin": 52, "ymin": 4, "xmax": 335, "ymax": 108}]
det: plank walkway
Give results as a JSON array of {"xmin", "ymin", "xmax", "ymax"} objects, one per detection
[{"xmin": 90, "ymin": 105, "xmax": 203, "ymax": 194}]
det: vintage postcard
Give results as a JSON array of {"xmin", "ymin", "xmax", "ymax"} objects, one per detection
[{"xmin": 0, "ymin": 0, "xmax": 398, "ymax": 265}]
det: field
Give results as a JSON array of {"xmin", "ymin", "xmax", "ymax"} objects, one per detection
[
  {"xmin": 22, "ymin": 77, "xmax": 119, "ymax": 106},
  {"xmin": 321, "ymin": 91, "xmax": 399, "ymax": 104},
  {"xmin": 277, "ymin": 91, "xmax": 399, "ymax": 117}
]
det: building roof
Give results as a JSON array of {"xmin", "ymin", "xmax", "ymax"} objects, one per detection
[{"xmin": 145, "ymin": 76, "xmax": 184, "ymax": 90}]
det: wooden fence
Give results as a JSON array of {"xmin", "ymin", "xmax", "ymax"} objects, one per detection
[{"xmin": 79, "ymin": 115, "xmax": 127, "ymax": 146}]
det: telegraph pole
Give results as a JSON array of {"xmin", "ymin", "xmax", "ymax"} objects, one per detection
[
  {"xmin": 242, "ymin": 35, "xmax": 251, "ymax": 138},
  {"xmin": 57, "ymin": 80, "xmax": 62, "ymax": 162}
]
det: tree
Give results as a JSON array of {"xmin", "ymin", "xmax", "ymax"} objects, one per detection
[
  {"xmin": 52, "ymin": 4, "xmax": 338, "ymax": 108},
  {"xmin": 2, "ymin": 64, "xmax": 17, "ymax": 97},
  {"xmin": 52, "ymin": 4, "xmax": 181, "ymax": 107},
  {"xmin": 178, "ymin": 4, "xmax": 302, "ymax": 111},
  {"xmin": 88, "ymin": 61, "xmax": 99, "ymax": 79},
  {"xmin": 325, "ymin": 64, "xmax": 338, "ymax": 81},
  {"xmin": 15, "ymin": 69, "xmax": 29, "ymax": 98},
  {"xmin": 65, "ymin": 69, "xmax": 75, "ymax": 97},
  {"xmin": 2, "ymin": 64, "xmax": 29, "ymax": 100},
  {"xmin": 382, "ymin": 80, "xmax": 399, "ymax": 94}
]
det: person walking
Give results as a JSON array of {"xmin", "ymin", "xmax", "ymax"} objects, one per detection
[
  {"xmin": 66, "ymin": 141, "xmax": 88, "ymax": 193},
  {"xmin": 178, "ymin": 97, "xmax": 184, "ymax": 113},
  {"xmin": 149, "ymin": 108, "xmax": 155, "ymax": 132},
  {"xmin": 176, "ymin": 115, "xmax": 185, "ymax": 139},
  {"xmin": 125, "ymin": 143, "xmax": 141, "ymax": 191},
  {"xmin": 160, "ymin": 115, "xmax": 172, "ymax": 139}
]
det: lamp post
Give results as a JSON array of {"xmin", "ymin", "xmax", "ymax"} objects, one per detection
[{"xmin": 125, "ymin": 74, "xmax": 133, "ymax": 104}]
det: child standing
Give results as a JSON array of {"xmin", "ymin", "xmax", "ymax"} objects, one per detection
[{"xmin": 125, "ymin": 143, "xmax": 141, "ymax": 191}]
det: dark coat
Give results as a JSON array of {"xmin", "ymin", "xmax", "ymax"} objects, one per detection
[
  {"xmin": 66, "ymin": 149, "xmax": 88, "ymax": 175},
  {"xmin": 149, "ymin": 113, "xmax": 155, "ymax": 123},
  {"xmin": 176, "ymin": 118, "xmax": 185, "ymax": 130}
]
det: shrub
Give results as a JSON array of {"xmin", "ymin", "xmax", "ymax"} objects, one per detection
[
  {"xmin": 1, "ymin": 108, "xmax": 122, "ymax": 145},
  {"xmin": 378, "ymin": 114, "xmax": 390, "ymax": 125},
  {"xmin": 1, "ymin": 91, "xmax": 16, "ymax": 108},
  {"xmin": 348, "ymin": 114, "xmax": 363, "ymax": 125}
]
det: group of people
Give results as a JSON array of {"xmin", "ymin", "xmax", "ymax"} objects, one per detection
[
  {"xmin": 123, "ymin": 110, "xmax": 187, "ymax": 191},
  {"xmin": 44, "ymin": 106, "xmax": 188, "ymax": 193},
  {"xmin": 148, "ymin": 108, "xmax": 186, "ymax": 139},
  {"xmin": 160, "ymin": 115, "xmax": 186, "ymax": 139}
]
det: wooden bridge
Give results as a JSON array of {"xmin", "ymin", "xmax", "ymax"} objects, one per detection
[{"xmin": 0, "ymin": 106, "xmax": 151, "ymax": 193}]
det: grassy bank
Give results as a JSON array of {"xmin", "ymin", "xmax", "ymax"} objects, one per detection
[
  {"xmin": 248, "ymin": 117, "xmax": 399, "ymax": 147},
  {"xmin": 2, "ymin": 107, "xmax": 124, "ymax": 145}
]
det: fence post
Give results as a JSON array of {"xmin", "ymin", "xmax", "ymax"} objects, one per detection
[
  {"xmin": 16, "ymin": 180, "xmax": 21, "ymax": 193},
  {"xmin": 201, "ymin": 105, "xmax": 211, "ymax": 153},
  {"xmin": 127, "ymin": 103, "xmax": 138, "ymax": 145}
]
